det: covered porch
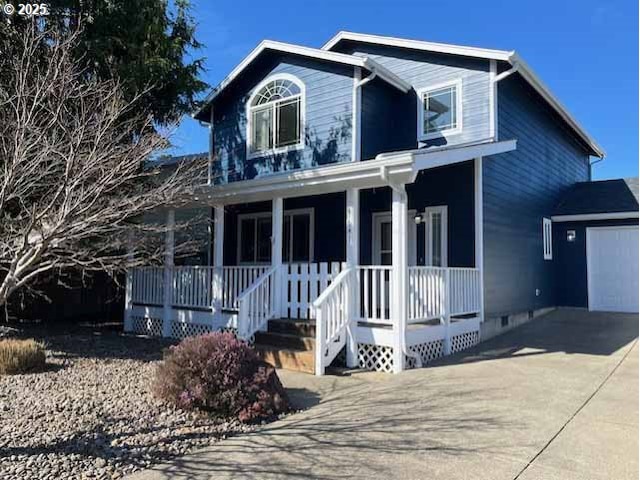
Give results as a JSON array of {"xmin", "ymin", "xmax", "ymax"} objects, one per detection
[{"xmin": 125, "ymin": 140, "xmax": 516, "ymax": 374}]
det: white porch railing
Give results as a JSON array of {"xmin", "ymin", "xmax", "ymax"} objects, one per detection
[
  {"xmin": 236, "ymin": 267, "xmax": 278, "ymax": 340},
  {"xmin": 282, "ymin": 262, "xmax": 344, "ymax": 319},
  {"xmin": 131, "ymin": 267, "xmax": 164, "ymax": 305},
  {"xmin": 356, "ymin": 266, "xmax": 392, "ymax": 324},
  {"xmin": 221, "ymin": 266, "xmax": 269, "ymax": 310},
  {"xmin": 313, "ymin": 267, "xmax": 353, "ymax": 376},
  {"xmin": 408, "ymin": 267, "xmax": 481, "ymax": 322}
]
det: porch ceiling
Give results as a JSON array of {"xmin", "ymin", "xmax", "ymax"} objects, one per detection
[{"xmin": 194, "ymin": 139, "xmax": 517, "ymax": 206}]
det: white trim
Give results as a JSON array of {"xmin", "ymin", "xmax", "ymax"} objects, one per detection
[
  {"xmin": 423, "ymin": 206, "xmax": 448, "ymax": 267},
  {"xmin": 200, "ymin": 140, "xmax": 517, "ymax": 205},
  {"xmin": 474, "ymin": 157, "xmax": 485, "ymax": 323},
  {"xmin": 543, "ymin": 217, "xmax": 553, "ymax": 260},
  {"xmin": 416, "ymin": 79, "xmax": 463, "ymax": 142},
  {"xmin": 352, "ymin": 67, "xmax": 362, "ymax": 162},
  {"xmin": 322, "ymin": 32, "xmax": 604, "ymax": 158},
  {"xmin": 193, "ymin": 39, "xmax": 411, "ymax": 119},
  {"xmin": 551, "ymin": 211, "xmax": 639, "ymax": 222},
  {"xmin": 489, "ymin": 60, "xmax": 497, "ymax": 140},
  {"xmin": 322, "ymin": 31, "xmax": 513, "ymax": 61},
  {"xmin": 246, "ymin": 73, "xmax": 305, "ymax": 160}
]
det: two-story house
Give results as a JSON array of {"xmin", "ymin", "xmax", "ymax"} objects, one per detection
[{"xmin": 124, "ymin": 32, "xmax": 638, "ymax": 375}]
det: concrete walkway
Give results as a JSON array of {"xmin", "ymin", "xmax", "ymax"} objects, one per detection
[{"xmin": 130, "ymin": 309, "xmax": 638, "ymax": 480}]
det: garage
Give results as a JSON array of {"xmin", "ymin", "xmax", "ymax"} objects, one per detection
[
  {"xmin": 552, "ymin": 178, "xmax": 639, "ymax": 313},
  {"xmin": 587, "ymin": 226, "xmax": 639, "ymax": 312}
]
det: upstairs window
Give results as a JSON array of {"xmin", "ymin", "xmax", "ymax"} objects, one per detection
[
  {"xmin": 248, "ymin": 74, "xmax": 304, "ymax": 157},
  {"xmin": 543, "ymin": 217, "xmax": 553, "ymax": 260},
  {"xmin": 417, "ymin": 79, "xmax": 462, "ymax": 140}
]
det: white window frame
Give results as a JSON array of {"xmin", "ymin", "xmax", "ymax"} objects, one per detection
[
  {"xmin": 416, "ymin": 78, "xmax": 463, "ymax": 142},
  {"xmin": 543, "ymin": 217, "xmax": 553, "ymax": 260},
  {"xmin": 237, "ymin": 212, "xmax": 272, "ymax": 265},
  {"xmin": 371, "ymin": 210, "xmax": 418, "ymax": 266},
  {"xmin": 283, "ymin": 208, "xmax": 315, "ymax": 263},
  {"xmin": 236, "ymin": 209, "xmax": 314, "ymax": 265},
  {"xmin": 246, "ymin": 73, "xmax": 306, "ymax": 160},
  {"xmin": 424, "ymin": 206, "xmax": 448, "ymax": 267}
]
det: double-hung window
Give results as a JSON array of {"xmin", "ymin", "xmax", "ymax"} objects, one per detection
[
  {"xmin": 248, "ymin": 75, "xmax": 304, "ymax": 157},
  {"xmin": 418, "ymin": 79, "xmax": 462, "ymax": 140}
]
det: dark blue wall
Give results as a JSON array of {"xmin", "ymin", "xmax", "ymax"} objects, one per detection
[
  {"xmin": 360, "ymin": 77, "xmax": 415, "ymax": 160},
  {"xmin": 360, "ymin": 161, "xmax": 475, "ymax": 266},
  {"xmin": 554, "ymin": 219, "xmax": 639, "ymax": 308},
  {"xmin": 221, "ymin": 193, "xmax": 346, "ymax": 265},
  {"xmin": 483, "ymin": 73, "xmax": 592, "ymax": 317}
]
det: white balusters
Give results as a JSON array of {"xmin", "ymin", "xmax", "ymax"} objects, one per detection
[
  {"xmin": 237, "ymin": 267, "xmax": 278, "ymax": 340},
  {"xmin": 313, "ymin": 267, "xmax": 353, "ymax": 376},
  {"xmin": 356, "ymin": 266, "xmax": 392, "ymax": 324}
]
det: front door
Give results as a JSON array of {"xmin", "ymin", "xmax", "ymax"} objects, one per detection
[{"xmin": 372, "ymin": 212, "xmax": 417, "ymax": 265}]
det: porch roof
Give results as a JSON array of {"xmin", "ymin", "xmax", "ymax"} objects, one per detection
[{"xmin": 195, "ymin": 139, "xmax": 516, "ymax": 205}]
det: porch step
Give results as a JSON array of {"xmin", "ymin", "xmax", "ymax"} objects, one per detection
[
  {"xmin": 254, "ymin": 331, "xmax": 315, "ymax": 350},
  {"xmin": 253, "ymin": 318, "xmax": 316, "ymax": 374},
  {"xmin": 267, "ymin": 318, "xmax": 316, "ymax": 337},
  {"xmin": 256, "ymin": 345, "xmax": 315, "ymax": 374}
]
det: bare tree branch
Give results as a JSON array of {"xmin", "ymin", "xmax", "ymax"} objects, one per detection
[{"xmin": 0, "ymin": 23, "xmax": 209, "ymax": 307}]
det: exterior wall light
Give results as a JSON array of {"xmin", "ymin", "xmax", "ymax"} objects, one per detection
[
  {"xmin": 567, "ymin": 230, "xmax": 576, "ymax": 242},
  {"xmin": 414, "ymin": 213, "xmax": 423, "ymax": 224}
]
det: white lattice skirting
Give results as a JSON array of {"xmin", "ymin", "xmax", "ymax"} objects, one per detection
[
  {"xmin": 450, "ymin": 330, "xmax": 479, "ymax": 353},
  {"xmin": 406, "ymin": 339, "xmax": 444, "ymax": 368},
  {"xmin": 358, "ymin": 343, "xmax": 394, "ymax": 373},
  {"xmin": 130, "ymin": 316, "xmax": 163, "ymax": 337},
  {"xmin": 170, "ymin": 321, "xmax": 214, "ymax": 340}
]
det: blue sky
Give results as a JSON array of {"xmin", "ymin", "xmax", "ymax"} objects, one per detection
[{"xmin": 169, "ymin": 0, "xmax": 638, "ymax": 180}]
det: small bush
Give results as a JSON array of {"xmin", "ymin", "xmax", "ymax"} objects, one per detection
[
  {"xmin": 153, "ymin": 332, "xmax": 289, "ymax": 423},
  {"xmin": 0, "ymin": 339, "xmax": 47, "ymax": 374}
]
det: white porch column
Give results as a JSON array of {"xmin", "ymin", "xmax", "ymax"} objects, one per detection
[
  {"xmin": 123, "ymin": 241, "xmax": 134, "ymax": 332},
  {"xmin": 391, "ymin": 186, "xmax": 408, "ymax": 373},
  {"xmin": 212, "ymin": 205, "xmax": 224, "ymax": 318},
  {"xmin": 474, "ymin": 157, "xmax": 485, "ymax": 324},
  {"xmin": 272, "ymin": 198, "xmax": 283, "ymax": 318},
  {"xmin": 162, "ymin": 208, "xmax": 175, "ymax": 338},
  {"xmin": 345, "ymin": 188, "xmax": 360, "ymax": 368}
]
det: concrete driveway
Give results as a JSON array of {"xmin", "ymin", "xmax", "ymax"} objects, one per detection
[{"xmin": 130, "ymin": 309, "xmax": 638, "ymax": 480}]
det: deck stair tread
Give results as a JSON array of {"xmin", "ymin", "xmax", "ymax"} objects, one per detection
[{"xmin": 253, "ymin": 318, "xmax": 317, "ymax": 373}]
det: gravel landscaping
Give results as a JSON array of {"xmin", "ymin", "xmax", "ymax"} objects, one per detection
[{"xmin": 0, "ymin": 323, "xmax": 254, "ymax": 479}]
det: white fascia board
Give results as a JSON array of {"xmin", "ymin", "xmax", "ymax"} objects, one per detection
[
  {"xmin": 322, "ymin": 31, "xmax": 513, "ymax": 61},
  {"xmin": 551, "ymin": 212, "xmax": 639, "ymax": 222},
  {"xmin": 509, "ymin": 53, "xmax": 605, "ymax": 158},
  {"xmin": 192, "ymin": 40, "xmax": 410, "ymax": 120},
  {"xmin": 323, "ymin": 32, "xmax": 604, "ymax": 159},
  {"xmin": 200, "ymin": 155, "xmax": 414, "ymax": 205},
  {"xmin": 377, "ymin": 139, "xmax": 518, "ymax": 172}
]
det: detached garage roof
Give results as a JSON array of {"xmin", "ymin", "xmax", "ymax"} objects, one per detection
[{"xmin": 553, "ymin": 178, "xmax": 639, "ymax": 221}]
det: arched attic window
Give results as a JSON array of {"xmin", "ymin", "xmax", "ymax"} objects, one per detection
[{"xmin": 247, "ymin": 74, "xmax": 304, "ymax": 157}]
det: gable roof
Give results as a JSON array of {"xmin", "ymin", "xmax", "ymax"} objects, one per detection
[
  {"xmin": 192, "ymin": 40, "xmax": 411, "ymax": 121},
  {"xmin": 322, "ymin": 32, "xmax": 604, "ymax": 158},
  {"xmin": 554, "ymin": 178, "xmax": 639, "ymax": 217}
]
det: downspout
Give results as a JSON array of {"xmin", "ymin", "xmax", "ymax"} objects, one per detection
[
  {"xmin": 379, "ymin": 165, "xmax": 422, "ymax": 369},
  {"xmin": 357, "ymin": 71, "xmax": 376, "ymax": 88}
]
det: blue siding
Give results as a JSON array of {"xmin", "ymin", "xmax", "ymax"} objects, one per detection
[
  {"xmin": 483, "ymin": 73, "xmax": 592, "ymax": 317},
  {"xmin": 213, "ymin": 54, "xmax": 354, "ymax": 184},
  {"xmin": 554, "ymin": 219, "xmax": 639, "ymax": 308},
  {"xmin": 336, "ymin": 42, "xmax": 492, "ymax": 150},
  {"xmin": 360, "ymin": 161, "xmax": 475, "ymax": 266},
  {"xmin": 360, "ymin": 77, "xmax": 415, "ymax": 159}
]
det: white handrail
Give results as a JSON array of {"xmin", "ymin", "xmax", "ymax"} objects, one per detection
[
  {"xmin": 237, "ymin": 266, "xmax": 278, "ymax": 340},
  {"xmin": 313, "ymin": 267, "xmax": 353, "ymax": 376}
]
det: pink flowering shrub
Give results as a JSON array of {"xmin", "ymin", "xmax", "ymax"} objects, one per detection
[{"xmin": 153, "ymin": 332, "xmax": 289, "ymax": 423}]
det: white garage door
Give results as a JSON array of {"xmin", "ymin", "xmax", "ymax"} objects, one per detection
[{"xmin": 587, "ymin": 226, "xmax": 639, "ymax": 313}]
